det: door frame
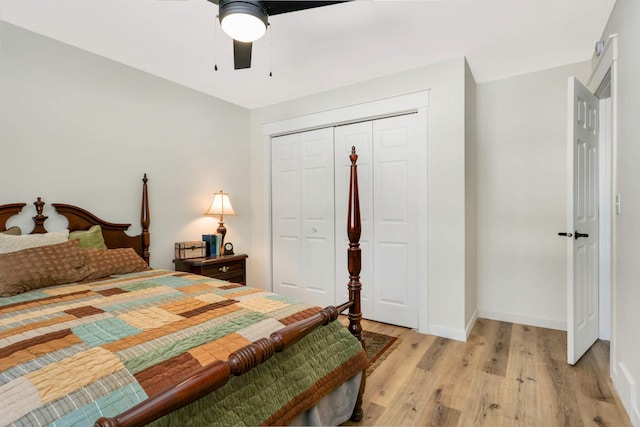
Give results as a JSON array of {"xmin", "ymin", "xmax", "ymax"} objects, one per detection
[
  {"xmin": 584, "ymin": 34, "xmax": 618, "ymax": 374},
  {"xmin": 261, "ymin": 91, "xmax": 430, "ymax": 333}
]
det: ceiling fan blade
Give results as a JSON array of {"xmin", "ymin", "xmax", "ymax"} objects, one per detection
[
  {"xmin": 233, "ymin": 40, "xmax": 253, "ymax": 69},
  {"xmin": 264, "ymin": 1, "xmax": 349, "ymax": 15},
  {"xmin": 206, "ymin": 1, "xmax": 349, "ymax": 15}
]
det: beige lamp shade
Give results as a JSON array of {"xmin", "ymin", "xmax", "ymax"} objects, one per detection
[{"xmin": 205, "ymin": 191, "xmax": 236, "ymax": 218}]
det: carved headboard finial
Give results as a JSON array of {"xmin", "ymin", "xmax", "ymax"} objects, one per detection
[
  {"xmin": 32, "ymin": 197, "xmax": 48, "ymax": 234},
  {"xmin": 34, "ymin": 197, "xmax": 44, "ymax": 216}
]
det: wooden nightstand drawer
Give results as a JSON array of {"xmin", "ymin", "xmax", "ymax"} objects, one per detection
[
  {"xmin": 200, "ymin": 261, "xmax": 243, "ymax": 281},
  {"xmin": 174, "ymin": 254, "xmax": 248, "ymax": 285}
]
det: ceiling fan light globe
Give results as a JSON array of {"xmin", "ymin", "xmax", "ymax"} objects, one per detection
[{"xmin": 221, "ymin": 13, "xmax": 266, "ymax": 42}]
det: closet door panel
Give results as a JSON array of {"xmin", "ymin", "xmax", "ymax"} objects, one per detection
[
  {"xmin": 272, "ymin": 134, "xmax": 302, "ymax": 299},
  {"xmin": 378, "ymin": 242, "xmax": 409, "ymax": 304},
  {"xmin": 300, "ymin": 128, "xmax": 335, "ymax": 306},
  {"xmin": 334, "ymin": 123, "xmax": 374, "ymax": 317},
  {"xmin": 373, "ymin": 114, "xmax": 419, "ymax": 328}
]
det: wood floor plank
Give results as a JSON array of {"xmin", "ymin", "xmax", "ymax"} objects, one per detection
[
  {"xmin": 431, "ymin": 405, "xmax": 462, "ymax": 427},
  {"xmin": 537, "ymin": 356, "xmax": 585, "ymax": 426},
  {"xmin": 576, "ymin": 396, "xmax": 632, "ymax": 427},
  {"xmin": 350, "ymin": 402, "xmax": 386, "ymax": 426},
  {"xmin": 415, "ymin": 368, "xmax": 466, "ymax": 426},
  {"xmin": 375, "ymin": 368, "xmax": 433, "ymax": 426},
  {"xmin": 457, "ymin": 371, "xmax": 508, "ymax": 426},
  {"xmin": 419, "ymin": 338, "xmax": 475, "ymax": 413},
  {"xmin": 506, "ymin": 323, "xmax": 538, "ymax": 383},
  {"xmin": 535, "ymin": 323, "xmax": 567, "ymax": 361},
  {"xmin": 502, "ymin": 323, "xmax": 541, "ymax": 425},
  {"xmin": 365, "ymin": 327, "xmax": 436, "ymax": 408},
  {"xmin": 481, "ymin": 320, "xmax": 512, "ymax": 377},
  {"xmin": 344, "ymin": 318, "xmax": 632, "ymax": 427},
  {"xmin": 417, "ymin": 337, "xmax": 451, "ymax": 371}
]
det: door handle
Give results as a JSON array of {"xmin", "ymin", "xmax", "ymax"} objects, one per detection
[
  {"xmin": 558, "ymin": 232, "xmax": 573, "ymax": 238},
  {"xmin": 574, "ymin": 231, "xmax": 589, "ymax": 239}
]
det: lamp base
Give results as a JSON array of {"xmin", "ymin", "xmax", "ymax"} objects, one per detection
[{"xmin": 217, "ymin": 222, "xmax": 227, "ymax": 253}]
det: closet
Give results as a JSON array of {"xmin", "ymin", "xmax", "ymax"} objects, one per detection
[{"xmin": 271, "ymin": 113, "xmax": 420, "ymax": 328}]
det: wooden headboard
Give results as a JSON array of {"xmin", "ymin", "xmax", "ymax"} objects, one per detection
[
  {"xmin": 0, "ymin": 203, "xmax": 26, "ymax": 231},
  {"xmin": 0, "ymin": 175, "xmax": 151, "ymax": 264}
]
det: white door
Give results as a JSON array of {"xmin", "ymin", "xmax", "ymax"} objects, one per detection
[
  {"xmin": 300, "ymin": 129, "xmax": 335, "ymax": 307},
  {"xmin": 567, "ymin": 77, "xmax": 599, "ymax": 365},
  {"xmin": 272, "ymin": 128, "xmax": 335, "ymax": 306},
  {"xmin": 372, "ymin": 115, "xmax": 419, "ymax": 328},
  {"xmin": 334, "ymin": 115, "xmax": 419, "ymax": 329},
  {"xmin": 272, "ymin": 133, "xmax": 302, "ymax": 300}
]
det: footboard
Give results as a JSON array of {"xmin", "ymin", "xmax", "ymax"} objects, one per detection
[
  {"xmin": 95, "ymin": 147, "xmax": 365, "ymax": 427},
  {"xmin": 96, "ymin": 304, "xmax": 354, "ymax": 427}
]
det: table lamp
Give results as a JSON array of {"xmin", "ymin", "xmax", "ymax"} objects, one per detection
[{"xmin": 205, "ymin": 190, "xmax": 236, "ymax": 251}]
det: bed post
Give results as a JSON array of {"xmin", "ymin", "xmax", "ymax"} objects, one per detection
[
  {"xmin": 347, "ymin": 146, "xmax": 365, "ymax": 422},
  {"xmin": 141, "ymin": 174, "xmax": 150, "ymax": 264}
]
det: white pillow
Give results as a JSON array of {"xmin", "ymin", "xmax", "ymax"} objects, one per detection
[{"xmin": 0, "ymin": 229, "xmax": 70, "ymax": 254}]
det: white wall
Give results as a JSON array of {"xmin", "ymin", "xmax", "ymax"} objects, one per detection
[
  {"xmin": 0, "ymin": 22, "xmax": 251, "ymax": 270},
  {"xmin": 249, "ymin": 58, "xmax": 472, "ymax": 339},
  {"xmin": 600, "ymin": 0, "xmax": 640, "ymax": 423},
  {"xmin": 464, "ymin": 59, "xmax": 478, "ymax": 333},
  {"xmin": 476, "ymin": 61, "xmax": 590, "ymax": 330}
]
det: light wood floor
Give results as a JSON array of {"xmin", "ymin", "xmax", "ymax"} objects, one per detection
[{"xmin": 344, "ymin": 318, "xmax": 631, "ymax": 427}]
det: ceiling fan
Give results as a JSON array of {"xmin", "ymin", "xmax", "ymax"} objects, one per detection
[{"xmin": 208, "ymin": 0, "xmax": 350, "ymax": 70}]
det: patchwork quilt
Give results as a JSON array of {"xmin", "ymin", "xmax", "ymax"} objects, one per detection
[{"xmin": 0, "ymin": 270, "xmax": 367, "ymax": 426}]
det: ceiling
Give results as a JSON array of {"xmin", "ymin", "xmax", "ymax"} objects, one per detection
[{"xmin": 0, "ymin": 0, "xmax": 616, "ymax": 109}]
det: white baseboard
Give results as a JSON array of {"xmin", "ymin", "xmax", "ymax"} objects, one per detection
[
  {"xmin": 426, "ymin": 309, "xmax": 554, "ymax": 343},
  {"xmin": 615, "ymin": 362, "xmax": 640, "ymax": 426},
  {"xmin": 465, "ymin": 309, "xmax": 478, "ymax": 341},
  {"xmin": 477, "ymin": 310, "xmax": 566, "ymax": 331},
  {"xmin": 427, "ymin": 324, "xmax": 467, "ymax": 342}
]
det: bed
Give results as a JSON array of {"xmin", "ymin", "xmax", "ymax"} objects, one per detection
[{"xmin": 0, "ymin": 149, "xmax": 367, "ymax": 426}]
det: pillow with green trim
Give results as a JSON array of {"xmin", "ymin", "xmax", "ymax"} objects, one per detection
[{"xmin": 69, "ymin": 225, "xmax": 107, "ymax": 250}]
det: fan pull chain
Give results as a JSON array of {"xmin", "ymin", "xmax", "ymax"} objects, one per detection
[
  {"xmin": 268, "ymin": 23, "xmax": 272, "ymax": 77},
  {"xmin": 214, "ymin": 14, "xmax": 219, "ymax": 71}
]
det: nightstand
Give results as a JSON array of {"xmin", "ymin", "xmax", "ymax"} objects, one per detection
[{"xmin": 174, "ymin": 254, "xmax": 248, "ymax": 285}]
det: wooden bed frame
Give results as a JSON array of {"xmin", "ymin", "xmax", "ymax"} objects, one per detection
[
  {"xmin": 0, "ymin": 174, "xmax": 151, "ymax": 264},
  {"xmin": 0, "ymin": 149, "xmax": 365, "ymax": 426}
]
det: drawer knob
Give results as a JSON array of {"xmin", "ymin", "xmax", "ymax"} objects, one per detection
[{"xmin": 219, "ymin": 266, "xmax": 230, "ymax": 273}]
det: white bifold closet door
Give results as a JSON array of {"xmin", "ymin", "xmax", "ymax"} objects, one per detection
[
  {"xmin": 272, "ymin": 114, "xmax": 419, "ymax": 329},
  {"xmin": 335, "ymin": 114, "xmax": 419, "ymax": 328},
  {"xmin": 271, "ymin": 128, "xmax": 336, "ymax": 307}
]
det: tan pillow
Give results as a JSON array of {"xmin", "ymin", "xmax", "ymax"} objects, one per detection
[
  {"xmin": 84, "ymin": 248, "xmax": 150, "ymax": 281},
  {"xmin": 0, "ymin": 229, "xmax": 69, "ymax": 254},
  {"xmin": 0, "ymin": 240, "xmax": 91, "ymax": 297},
  {"xmin": 1, "ymin": 226, "xmax": 21, "ymax": 235}
]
